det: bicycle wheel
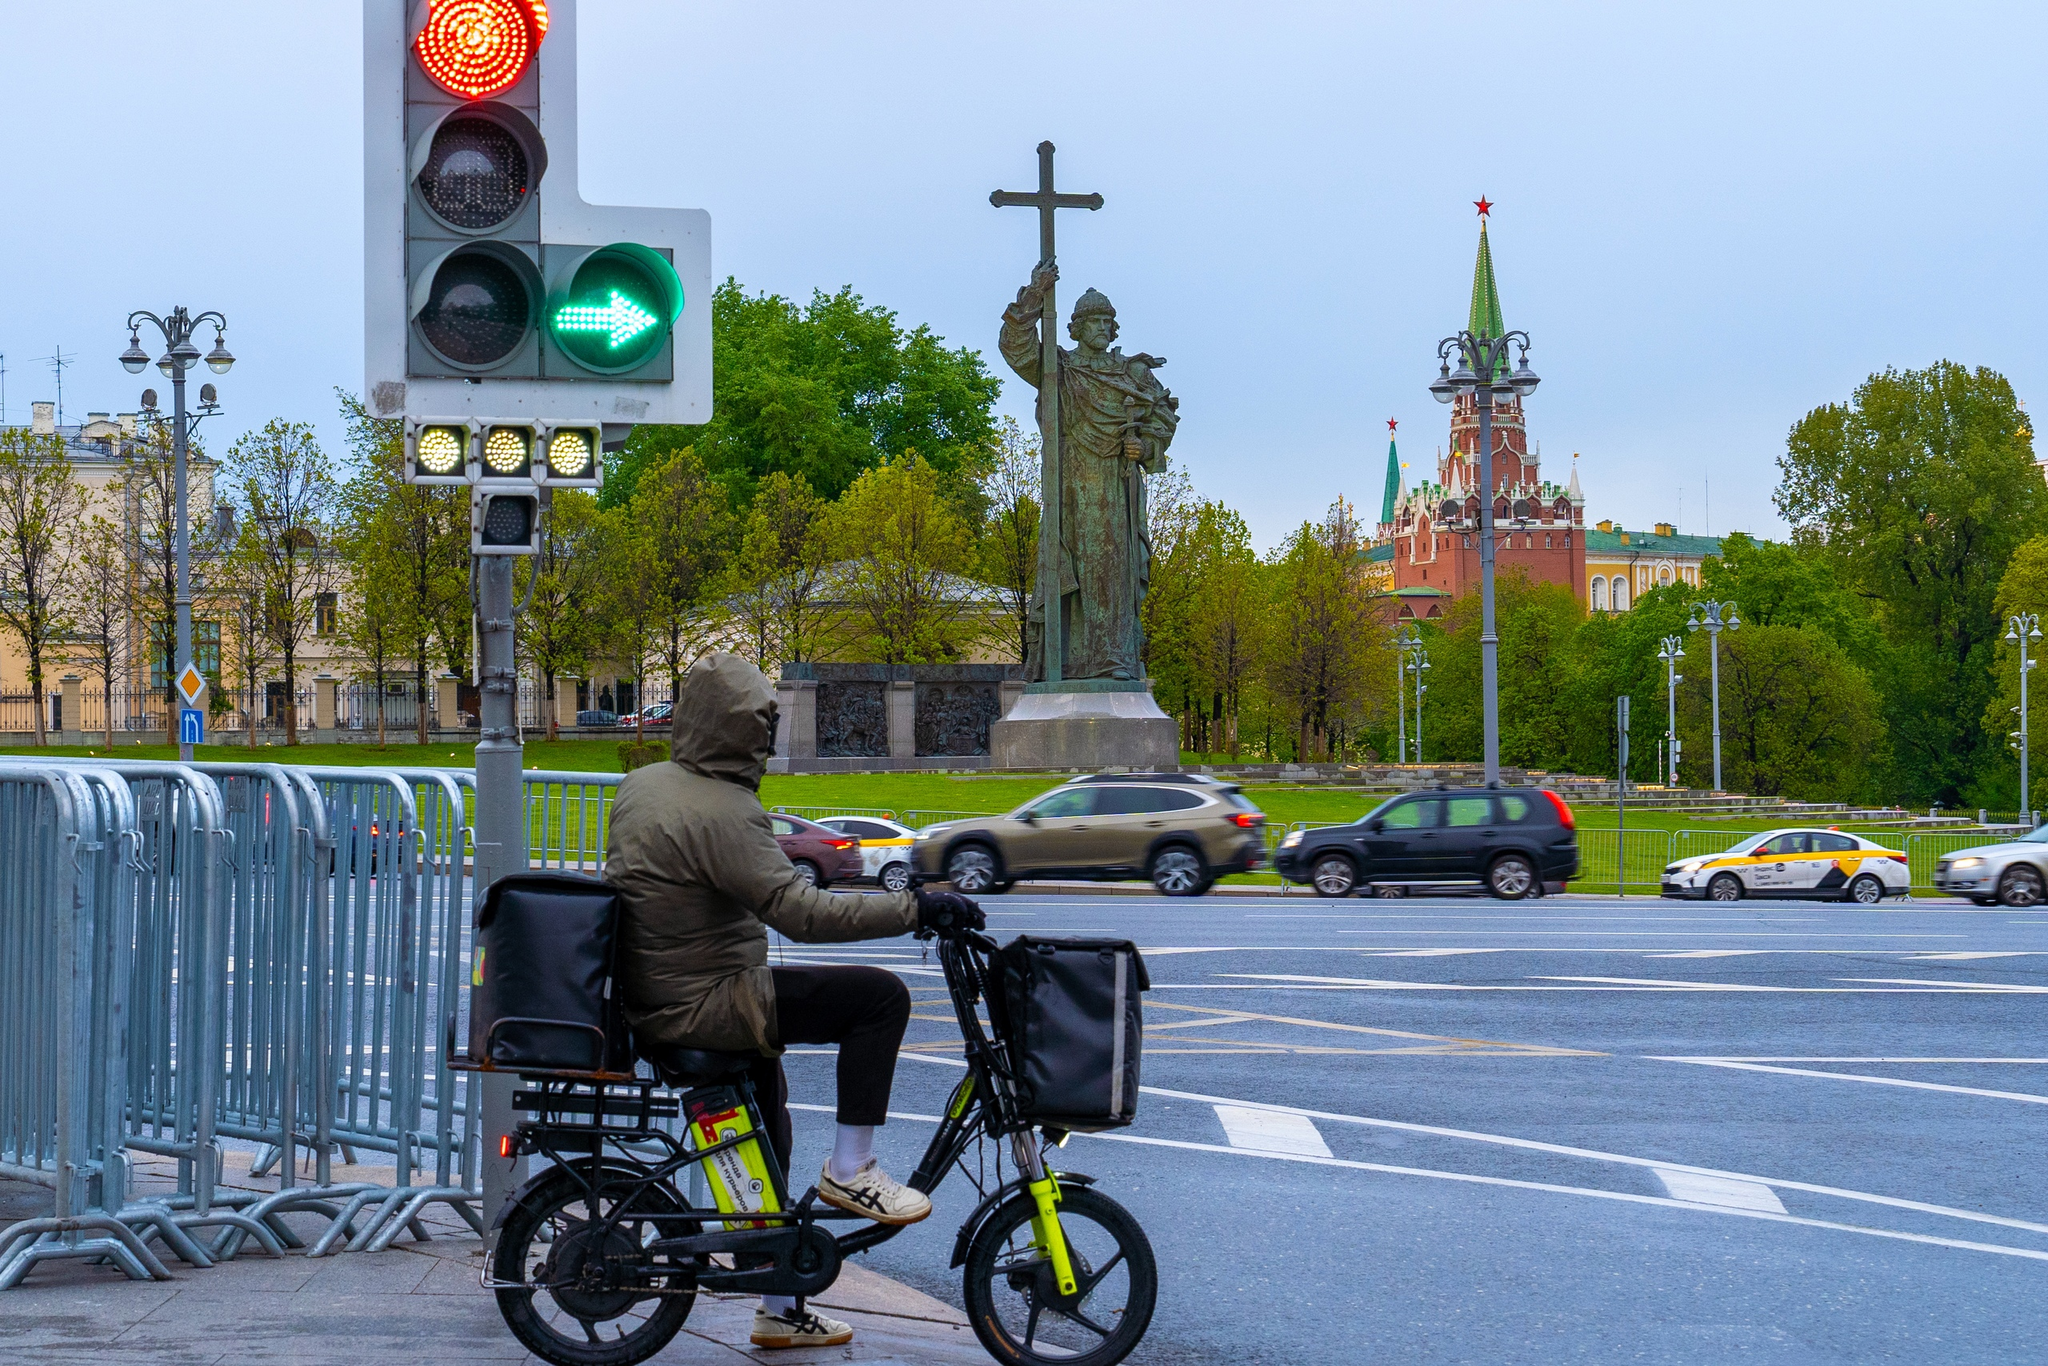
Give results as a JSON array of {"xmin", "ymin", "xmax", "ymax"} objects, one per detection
[
  {"xmin": 963, "ymin": 1184, "xmax": 1157, "ymax": 1366},
  {"xmin": 492, "ymin": 1161, "xmax": 697, "ymax": 1366}
]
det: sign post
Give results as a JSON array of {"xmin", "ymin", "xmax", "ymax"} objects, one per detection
[{"xmin": 175, "ymin": 664, "xmax": 207, "ymax": 758}]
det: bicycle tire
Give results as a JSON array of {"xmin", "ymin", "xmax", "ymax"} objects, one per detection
[
  {"xmin": 963, "ymin": 1184, "xmax": 1157, "ymax": 1366},
  {"xmin": 492, "ymin": 1161, "xmax": 697, "ymax": 1366}
]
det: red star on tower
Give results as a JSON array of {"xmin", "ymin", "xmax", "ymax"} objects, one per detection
[
  {"xmin": 1474, "ymin": 196, "xmax": 1493, "ymax": 217},
  {"xmin": 1386, "ymin": 418, "xmax": 1398, "ymax": 433}
]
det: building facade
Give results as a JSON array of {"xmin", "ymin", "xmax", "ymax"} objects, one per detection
[{"xmin": 1583, "ymin": 521, "xmax": 1720, "ymax": 612}]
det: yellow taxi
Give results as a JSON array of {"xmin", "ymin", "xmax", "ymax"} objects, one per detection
[
  {"xmin": 816, "ymin": 815, "xmax": 917, "ymax": 893},
  {"xmin": 1661, "ymin": 828, "xmax": 1910, "ymax": 904}
]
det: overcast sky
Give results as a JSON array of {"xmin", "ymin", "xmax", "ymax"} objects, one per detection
[{"xmin": 3, "ymin": 2, "xmax": 2043, "ymax": 551}]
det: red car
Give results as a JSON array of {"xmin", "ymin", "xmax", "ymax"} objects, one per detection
[{"xmin": 769, "ymin": 813, "xmax": 864, "ymax": 888}]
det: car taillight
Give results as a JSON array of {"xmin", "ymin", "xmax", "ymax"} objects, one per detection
[
  {"xmin": 824, "ymin": 838, "xmax": 856, "ymax": 850},
  {"xmin": 1540, "ymin": 790, "xmax": 1574, "ymax": 830},
  {"xmin": 1231, "ymin": 813, "xmax": 1264, "ymax": 828}
]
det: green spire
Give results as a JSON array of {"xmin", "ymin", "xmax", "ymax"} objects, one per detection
[
  {"xmin": 1380, "ymin": 435, "xmax": 1401, "ymax": 525},
  {"xmin": 1468, "ymin": 218, "xmax": 1504, "ymax": 340}
]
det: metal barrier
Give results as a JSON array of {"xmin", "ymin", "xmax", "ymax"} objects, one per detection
[
  {"xmin": 771, "ymin": 804, "xmax": 900, "ymax": 823},
  {"xmin": 524, "ymin": 769, "xmax": 619, "ymax": 870},
  {"xmin": 1903, "ymin": 831, "xmax": 2014, "ymax": 887},
  {"xmin": 1572, "ymin": 827, "xmax": 1678, "ymax": 891},
  {"xmin": 901, "ymin": 808, "xmax": 1000, "ymax": 829}
]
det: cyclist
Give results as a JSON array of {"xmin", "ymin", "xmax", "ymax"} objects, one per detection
[{"xmin": 604, "ymin": 652, "xmax": 983, "ymax": 1350}]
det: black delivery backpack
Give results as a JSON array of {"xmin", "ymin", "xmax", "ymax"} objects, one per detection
[
  {"xmin": 468, "ymin": 871, "xmax": 633, "ymax": 1073},
  {"xmin": 995, "ymin": 936, "xmax": 1150, "ymax": 1131}
]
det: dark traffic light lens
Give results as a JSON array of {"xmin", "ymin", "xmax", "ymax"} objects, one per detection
[
  {"xmin": 418, "ymin": 250, "xmax": 531, "ymax": 367},
  {"xmin": 418, "ymin": 117, "xmax": 530, "ymax": 229},
  {"xmin": 481, "ymin": 495, "xmax": 534, "ymax": 545}
]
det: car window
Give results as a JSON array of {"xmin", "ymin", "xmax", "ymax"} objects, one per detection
[
  {"xmin": 1499, "ymin": 794, "xmax": 1532, "ymax": 822},
  {"xmin": 1756, "ymin": 833, "xmax": 1809, "ymax": 856},
  {"xmin": 1445, "ymin": 796, "xmax": 1494, "ymax": 827},
  {"xmin": 769, "ymin": 817, "xmax": 796, "ymax": 837},
  {"xmin": 1379, "ymin": 799, "xmax": 1437, "ymax": 829},
  {"xmin": 1098, "ymin": 786, "xmax": 1204, "ymax": 815},
  {"xmin": 835, "ymin": 820, "xmax": 891, "ymax": 838},
  {"xmin": 1813, "ymin": 832, "xmax": 1857, "ymax": 853},
  {"xmin": 1026, "ymin": 789, "xmax": 1097, "ymax": 819}
]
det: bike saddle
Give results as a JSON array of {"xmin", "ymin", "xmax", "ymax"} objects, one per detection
[{"xmin": 637, "ymin": 1040, "xmax": 756, "ymax": 1089}]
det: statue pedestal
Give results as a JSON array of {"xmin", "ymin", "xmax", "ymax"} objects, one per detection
[{"xmin": 988, "ymin": 683, "xmax": 1179, "ymax": 771}]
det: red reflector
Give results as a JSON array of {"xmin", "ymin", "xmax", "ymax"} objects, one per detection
[
  {"xmin": 824, "ymin": 838, "xmax": 855, "ymax": 850},
  {"xmin": 1540, "ymin": 789, "xmax": 1575, "ymax": 830},
  {"xmin": 498, "ymin": 1135, "xmax": 514, "ymax": 1158}
]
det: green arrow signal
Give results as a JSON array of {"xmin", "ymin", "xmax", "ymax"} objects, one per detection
[{"xmin": 553, "ymin": 289, "xmax": 658, "ymax": 349}]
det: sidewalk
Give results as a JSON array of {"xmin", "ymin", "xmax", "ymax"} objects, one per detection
[{"xmin": 1, "ymin": 1174, "xmax": 985, "ymax": 1366}]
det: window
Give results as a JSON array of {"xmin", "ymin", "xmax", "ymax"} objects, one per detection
[
  {"xmin": 1813, "ymin": 832, "xmax": 1857, "ymax": 853},
  {"xmin": 1025, "ymin": 789, "xmax": 1096, "ymax": 819},
  {"xmin": 1499, "ymin": 794, "xmax": 1532, "ymax": 821},
  {"xmin": 315, "ymin": 592, "xmax": 338, "ymax": 636},
  {"xmin": 1754, "ymin": 833, "xmax": 1810, "ymax": 857},
  {"xmin": 1612, "ymin": 578, "xmax": 1630, "ymax": 611},
  {"xmin": 1657, "ymin": 566, "xmax": 1672, "ymax": 587},
  {"xmin": 1591, "ymin": 578, "xmax": 1606, "ymax": 612},
  {"xmin": 149, "ymin": 621, "xmax": 221, "ymax": 689},
  {"xmin": 1379, "ymin": 799, "xmax": 1437, "ymax": 829},
  {"xmin": 770, "ymin": 817, "xmax": 796, "ymax": 837},
  {"xmin": 831, "ymin": 819, "xmax": 895, "ymax": 839},
  {"xmin": 1445, "ymin": 797, "xmax": 1493, "ymax": 827},
  {"xmin": 1095, "ymin": 786, "xmax": 1202, "ymax": 815}
]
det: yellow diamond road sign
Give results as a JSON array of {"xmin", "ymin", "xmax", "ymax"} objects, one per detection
[{"xmin": 175, "ymin": 664, "xmax": 207, "ymax": 707}]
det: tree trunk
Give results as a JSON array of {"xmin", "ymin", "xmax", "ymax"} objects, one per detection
[
  {"xmin": 284, "ymin": 647, "xmax": 298, "ymax": 745},
  {"xmin": 102, "ymin": 676, "xmax": 113, "ymax": 750},
  {"xmin": 545, "ymin": 669, "xmax": 559, "ymax": 742},
  {"xmin": 415, "ymin": 648, "xmax": 430, "ymax": 747},
  {"xmin": 376, "ymin": 666, "xmax": 388, "ymax": 748},
  {"xmin": 31, "ymin": 678, "xmax": 45, "ymax": 747}
]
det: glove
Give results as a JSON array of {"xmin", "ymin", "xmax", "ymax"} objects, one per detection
[{"xmin": 915, "ymin": 888, "xmax": 985, "ymax": 936}]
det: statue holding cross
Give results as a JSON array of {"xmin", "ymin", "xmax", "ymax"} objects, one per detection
[{"xmin": 991, "ymin": 142, "xmax": 1179, "ymax": 685}]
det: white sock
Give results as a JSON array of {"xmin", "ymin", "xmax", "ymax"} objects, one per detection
[
  {"xmin": 828, "ymin": 1123, "xmax": 875, "ymax": 1182},
  {"xmin": 761, "ymin": 1294, "xmax": 797, "ymax": 1317}
]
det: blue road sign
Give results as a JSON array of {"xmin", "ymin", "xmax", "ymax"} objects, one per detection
[{"xmin": 179, "ymin": 708, "xmax": 204, "ymax": 746}]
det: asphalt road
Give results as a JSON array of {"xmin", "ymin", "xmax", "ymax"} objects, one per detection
[{"xmin": 773, "ymin": 892, "xmax": 2048, "ymax": 1365}]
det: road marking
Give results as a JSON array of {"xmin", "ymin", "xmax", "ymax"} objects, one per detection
[
  {"xmin": 1143, "ymin": 1014, "xmax": 1260, "ymax": 1030},
  {"xmin": 1359, "ymin": 948, "xmax": 1505, "ymax": 957},
  {"xmin": 1532, "ymin": 976, "xmax": 1795, "ymax": 991},
  {"xmin": 1902, "ymin": 951, "xmax": 2035, "ymax": 960},
  {"xmin": 1159, "ymin": 980, "xmax": 2020, "ymax": 994},
  {"xmin": 1654, "ymin": 1169, "xmax": 1788, "ymax": 1214},
  {"xmin": 1215, "ymin": 1105, "xmax": 1334, "ymax": 1157},
  {"xmin": 1644, "ymin": 950, "xmax": 1770, "ymax": 958},
  {"xmin": 1652, "ymin": 1059, "xmax": 2048, "ymax": 1105},
  {"xmin": 1663, "ymin": 1057, "xmax": 2048, "ymax": 1063},
  {"xmin": 1839, "ymin": 977, "xmax": 2048, "ymax": 992},
  {"xmin": 1145, "ymin": 1001, "xmax": 1600, "ymax": 1055},
  {"xmin": 1332, "ymin": 930, "xmax": 1959, "ymax": 938}
]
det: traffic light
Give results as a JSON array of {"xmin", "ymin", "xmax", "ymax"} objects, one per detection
[
  {"xmin": 538, "ymin": 420, "xmax": 602, "ymax": 489},
  {"xmin": 404, "ymin": 417, "xmax": 475, "ymax": 485},
  {"xmin": 472, "ymin": 488, "xmax": 541, "ymax": 556},
  {"xmin": 365, "ymin": 0, "xmax": 711, "ymax": 432}
]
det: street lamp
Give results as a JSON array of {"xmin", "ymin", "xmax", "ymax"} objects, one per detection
[
  {"xmin": 1395, "ymin": 624, "xmax": 1424, "ymax": 763},
  {"xmin": 122, "ymin": 306, "xmax": 233, "ymax": 761},
  {"xmin": 1687, "ymin": 600, "xmax": 1739, "ymax": 791},
  {"xmin": 2006, "ymin": 613, "xmax": 2041, "ymax": 820},
  {"xmin": 1657, "ymin": 636, "xmax": 1684, "ymax": 787},
  {"xmin": 1430, "ymin": 327, "xmax": 1537, "ymax": 786},
  {"xmin": 1407, "ymin": 645, "xmax": 1432, "ymax": 762}
]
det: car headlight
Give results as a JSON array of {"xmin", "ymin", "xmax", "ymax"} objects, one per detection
[
  {"xmin": 1279, "ymin": 830, "xmax": 1303, "ymax": 849},
  {"xmin": 1952, "ymin": 856, "xmax": 1983, "ymax": 869}
]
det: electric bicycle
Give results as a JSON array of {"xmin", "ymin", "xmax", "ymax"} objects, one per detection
[{"xmin": 463, "ymin": 925, "xmax": 1157, "ymax": 1366}]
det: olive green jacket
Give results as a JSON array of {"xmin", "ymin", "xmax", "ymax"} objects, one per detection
[{"xmin": 604, "ymin": 653, "xmax": 916, "ymax": 1055}]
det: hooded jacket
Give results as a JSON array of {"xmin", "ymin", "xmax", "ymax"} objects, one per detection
[{"xmin": 604, "ymin": 653, "xmax": 917, "ymax": 1055}]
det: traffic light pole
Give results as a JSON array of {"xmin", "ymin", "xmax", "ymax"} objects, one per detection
[{"xmin": 473, "ymin": 554, "xmax": 527, "ymax": 1238}]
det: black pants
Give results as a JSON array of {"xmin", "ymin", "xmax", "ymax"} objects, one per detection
[{"xmin": 748, "ymin": 965, "xmax": 911, "ymax": 1175}]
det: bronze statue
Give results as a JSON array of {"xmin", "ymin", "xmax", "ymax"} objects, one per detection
[{"xmin": 1000, "ymin": 265, "xmax": 1178, "ymax": 681}]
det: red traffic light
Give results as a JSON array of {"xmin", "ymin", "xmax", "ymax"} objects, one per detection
[{"xmin": 414, "ymin": 0, "xmax": 550, "ymax": 101}]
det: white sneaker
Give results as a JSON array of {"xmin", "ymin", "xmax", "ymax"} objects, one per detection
[
  {"xmin": 751, "ymin": 1307, "xmax": 854, "ymax": 1349},
  {"xmin": 816, "ymin": 1158, "xmax": 932, "ymax": 1226}
]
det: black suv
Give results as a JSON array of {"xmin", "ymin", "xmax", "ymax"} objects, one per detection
[{"xmin": 1272, "ymin": 787, "xmax": 1579, "ymax": 899}]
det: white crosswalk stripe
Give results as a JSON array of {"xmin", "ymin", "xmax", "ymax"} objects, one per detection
[{"xmin": 1214, "ymin": 1104, "xmax": 1333, "ymax": 1157}]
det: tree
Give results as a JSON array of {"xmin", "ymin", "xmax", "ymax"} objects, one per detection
[
  {"xmin": 1779, "ymin": 362, "xmax": 2044, "ymax": 804},
  {"xmin": 626, "ymin": 447, "xmax": 732, "ymax": 700},
  {"xmin": 725, "ymin": 471, "xmax": 833, "ymax": 670},
  {"xmin": 828, "ymin": 454, "xmax": 976, "ymax": 664},
  {"xmin": 607, "ymin": 279, "xmax": 1001, "ymax": 508},
  {"xmin": 1676, "ymin": 623, "xmax": 1884, "ymax": 801},
  {"xmin": 0, "ymin": 427, "xmax": 85, "ymax": 744},
  {"xmin": 116, "ymin": 419, "xmax": 219, "ymax": 746},
  {"xmin": 1982, "ymin": 534, "xmax": 2048, "ymax": 811},
  {"xmin": 977, "ymin": 417, "xmax": 1039, "ymax": 664},
  {"xmin": 65, "ymin": 515, "xmax": 127, "ymax": 748},
  {"xmin": 226, "ymin": 419, "xmax": 342, "ymax": 744},
  {"xmin": 221, "ymin": 573, "xmax": 275, "ymax": 749},
  {"xmin": 1190, "ymin": 503, "xmax": 1264, "ymax": 757},
  {"xmin": 1141, "ymin": 470, "xmax": 1202, "ymax": 744},
  {"xmin": 517, "ymin": 491, "xmax": 605, "ymax": 740},
  {"xmin": 1263, "ymin": 499, "xmax": 1384, "ymax": 761},
  {"xmin": 1429, "ymin": 568, "xmax": 1587, "ymax": 770}
]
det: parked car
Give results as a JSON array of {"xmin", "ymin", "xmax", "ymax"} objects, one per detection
[
  {"xmin": 575, "ymin": 709, "xmax": 619, "ymax": 728},
  {"xmin": 619, "ymin": 701, "xmax": 675, "ymax": 731},
  {"xmin": 1273, "ymin": 787, "xmax": 1578, "ymax": 899},
  {"xmin": 770, "ymin": 813, "xmax": 864, "ymax": 888},
  {"xmin": 910, "ymin": 772, "xmax": 1267, "ymax": 897},
  {"xmin": 817, "ymin": 816, "xmax": 919, "ymax": 892},
  {"xmin": 1930, "ymin": 827, "xmax": 2048, "ymax": 905},
  {"xmin": 1664, "ymin": 828, "xmax": 1910, "ymax": 903}
]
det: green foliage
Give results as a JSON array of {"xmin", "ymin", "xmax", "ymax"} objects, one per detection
[
  {"xmin": 1778, "ymin": 361, "xmax": 2043, "ymax": 804},
  {"xmin": 1675, "ymin": 623, "xmax": 1884, "ymax": 800},
  {"xmin": 606, "ymin": 279, "xmax": 1001, "ymax": 510},
  {"xmin": 827, "ymin": 454, "xmax": 976, "ymax": 664},
  {"xmin": 1979, "ymin": 535, "xmax": 2048, "ymax": 809},
  {"xmin": 1425, "ymin": 569, "xmax": 1589, "ymax": 769}
]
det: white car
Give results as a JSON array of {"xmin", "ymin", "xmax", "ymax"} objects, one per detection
[
  {"xmin": 1661, "ymin": 828, "xmax": 1911, "ymax": 904},
  {"xmin": 1931, "ymin": 830, "xmax": 2048, "ymax": 906},
  {"xmin": 816, "ymin": 816, "xmax": 918, "ymax": 892}
]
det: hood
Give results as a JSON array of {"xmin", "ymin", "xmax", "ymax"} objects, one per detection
[
  {"xmin": 1940, "ymin": 841, "xmax": 2037, "ymax": 861},
  {"xmin": 669, "ymin": 653, "xmax": 778, "ymax": 790}
]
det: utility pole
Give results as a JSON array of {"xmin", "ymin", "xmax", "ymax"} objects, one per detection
[
  {"xmin": 1687, "ymin": 601, "xmax": 1739, "ymax": 792},
  {"xmin": 2009, "ymin": 613, "xmax": 2041, "ymax": 821},
  {"xmin": 1617, "ymin": 695, "xmax": 1630, "ymax": 897},
  {"xmin": 1657, "ymin": 636, "xmax": 1684, "ymax": 787}
]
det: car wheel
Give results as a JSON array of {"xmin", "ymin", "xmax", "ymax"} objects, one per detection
[
  {"xmin": 1487, "ymin": 853, "xmax": 1537, "ymax": 900},
  {"xmin": 791, "ymin": 859, "xmax": 822, "ymax": 888},
  {"xmin": 1707, "ymin": 872, "xmax": 1743, "ymax": 902},
  {"xmin": 1149, "ymin": 846, "xmax": 1207, "ymax": 897},
  {"xmin": 1998, "ymin": 864, "xmax": 2045, "ymax": 907},
  {"xmin": 1310, "ymin": 853, "xmax": 1358, "ymax": 898},
  {"xmin": 1847, "ymin": 873, "xmax": 1885, "ymax": 905},
  {"xmin": 880, "ymin": 862, "xmax": 912, "ymax": 893},
  {"xmin": 945, "ymin": 844, "xmax": 1000, "ymax": 894}
]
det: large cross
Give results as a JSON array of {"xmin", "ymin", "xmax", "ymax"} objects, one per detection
[{"xmin": 991, "ymin": 141, "xmax": 1101, "ymax": 684}]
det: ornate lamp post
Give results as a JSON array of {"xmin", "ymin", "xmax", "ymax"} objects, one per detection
[
  {"xmin": 2007, "ymin": 613, "xmax": 2041, "ymax": 820},
  {"xmin": 120, "ymin": 307, "xmax": 234, "ymax": 761},
  {"xmin": 1430, "ymin": 328, "xmax": 1538, "ymax": 786},
  {"xmin": 1407, "ymin": 645, "xmax": 1431, "ymax": 761},
  {"xmin": 1657, "ymin": 635, "xmax": 1684, "ymax": 786},
  {"xmin": 1395, "ymin": 624, "xmax": 1424, "ymax": 762},
  {"xmin": 1686, "ymin": 600, "xmax": 1739, "ymax": 791}
]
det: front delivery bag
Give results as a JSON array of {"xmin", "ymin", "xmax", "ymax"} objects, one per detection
[
  {"xmin": 469, "ymin": 871, "xmax": 633, "ymax": 1073},
  {"xmin": 996, "ymin": 936, "xmax": 1150, "ymax": 1130}
]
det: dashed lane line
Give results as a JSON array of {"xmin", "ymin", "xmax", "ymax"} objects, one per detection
[
  {"xmin": 1842, "ymin": 977, "xmax": 2048, "ymax": 992},
  {"xmin": 1644, "ymin": 950, "xmax": 1772, "ymax": 958},
  {"xmin": 1215, "ymin": 1105, "xmax": 1333, "ymax": 1157},
  {"xmin": 1652, "ymin": 1058, "xmax": 2048, "ymax": 1106},
  {"xmin": 1902, "ymin": 952, "xmax": 2036, "ymax": 960},
  {"xmin": 1653, "ymin": 1169, "xmax": 1788, "ymax": 1214},
  {"xmin": 1664, "ymin": 1057, "xmax": 2048, "ymax": 1063}
]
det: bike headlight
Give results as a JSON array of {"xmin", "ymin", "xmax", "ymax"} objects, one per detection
[
  {"xmin": 1279, "ymin": 830, "xmax": 1303, "ymax": 849},
  {"xmin": 1952, "ymin": 857, "xmax": 1984, "ymax": 869}
]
